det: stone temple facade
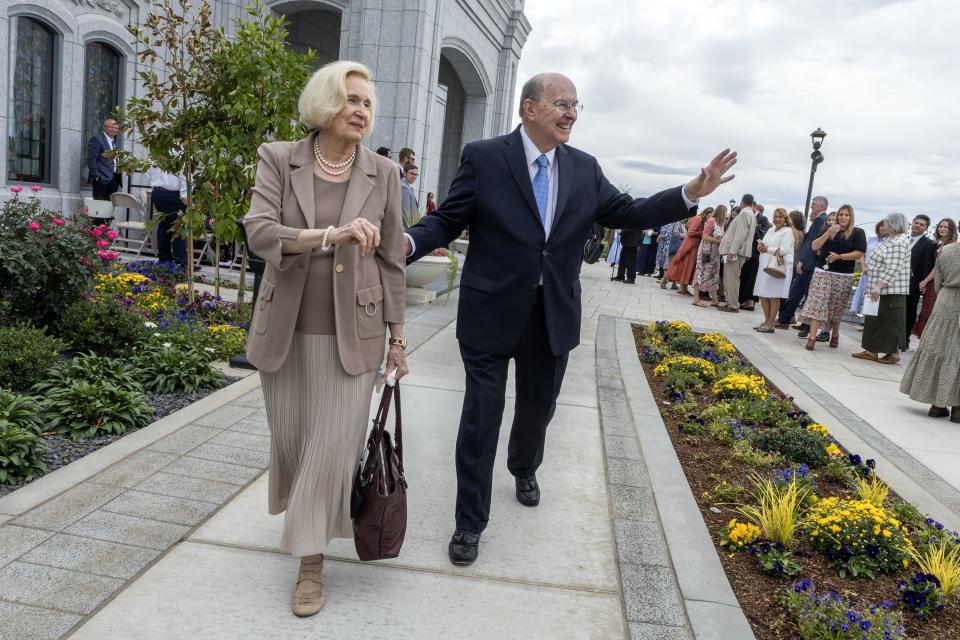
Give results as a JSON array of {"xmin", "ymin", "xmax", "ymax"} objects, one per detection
[{"xmin": 1, "ymin": 0, "xmax": 531, "ymax": 213}]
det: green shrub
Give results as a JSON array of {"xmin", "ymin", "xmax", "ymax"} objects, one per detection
[
  {"xmin": 0, "ymin": 195, "xmax": 104, "ymax": 327},
  {"xmin": 679, "ymin": 415, "xmax": 706, "ymax": 435},
  {"xmin": 59, "ymin": 298, "xmax": 147, "ymax": 357},
  {"xmin": 154, "ymin": 320, "xmax": 215, "ymax": 354},
  {"xmin": 731, "ymin": 397, "xmax": 798, "ymax": 429},
  {"xmin": 822, "ymin": 458, "xmax": 858, "ymax": 488},
  {"xmin": 0, "ymin": 421, "xmax": 47, "ymax": 485},
  {"xmin": 701, "ymin": 402, "xmax": 734, "ymax": 421},
  {"xmin": 31, "ymin": 354, "xmax": 150, "ymax": 440},
  {"xmin": 0, "ymin": 389, "xmax": 43, "ymax": 435},
  {"xmin": 707, "ymin": 419, "xmax": 737, "ymax": 445},
  {"xmin": 891, "ymin": 500, "xmax": 926, "ymax": 532},
  {"xmin": 206, "ymin": 324, "xmax": 247, "ymax": 360},
  {"xmin": 36, "ymin": 380, "xmax": 152, "ymax": 440},
  {"xmin": 34, "ymin": 353, "xmax": 143, "ymax": 393},
  {"xmin": 666, "ymin": 334, "xmax": 705, "ymax": 356},
  {"xmin": 133, "ymin": 343, "xmax": 225, "ymax": 394},
  {"xmin": 733, "ymin": 439, "xmax": 783, "ymax": 468},
  {"xmin": 0, "ymin": 323, "xmax": 66, "ymax": 391},
  {"xmin": 753, "ymin": 426, "xmax": 827, "ymax": 468},
  {"xmin": 664, "ymin": 368, "xmax": 704, "ymax": 394},
  {"xmin": 666, "ymin": 398, "xmax": 697, "ymax": 416}
]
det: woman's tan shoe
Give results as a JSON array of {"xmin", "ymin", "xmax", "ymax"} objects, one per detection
[{"xmin": 291, "ymin": 556, "xmax": 326, "ymax": 617}]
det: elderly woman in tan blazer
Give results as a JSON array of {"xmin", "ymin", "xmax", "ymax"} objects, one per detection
[{"xmin": 244, "ymin": 60, "xmax": 407, "ymax": 617}]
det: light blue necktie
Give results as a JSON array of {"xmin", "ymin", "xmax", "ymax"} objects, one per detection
[{"xmin": 532, "ymin": 154, "xmax": 549, "ymax": 227}]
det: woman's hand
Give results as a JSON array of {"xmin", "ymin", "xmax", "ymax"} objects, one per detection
[
  {"xmin": 827, "ymin": 224, "xmax": 841, "ymax": 237},
  {"xmin": 383, "ymin": 345, "xmax": 409, "ymax": 382},
  {"xmin": 826, "ymin": 252, "xmax": 841, "ymax": 263},
  {"xmin": 329, "ymin": 218, "xmax": 380, "ymax": 255},
  {"xmin": 757, "ymin": 241, "xmax": 767, "ymax": 253}
]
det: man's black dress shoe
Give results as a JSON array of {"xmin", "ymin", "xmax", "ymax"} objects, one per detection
[
  {"xmin": 797, "ymin": 328, "xmax": 810, "ymax": 338},
  {"xmin": 448, "ymin": 530, "xmax": 480, "ymax": 565},
  {"xmin": 515, "ymin": 475, "xmax": 540, "ymax": 506},
  {"xmin": 815, "ymin": 330, "xmax": 830, "ymax": 342}
]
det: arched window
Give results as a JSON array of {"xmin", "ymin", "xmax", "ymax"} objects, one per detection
[
  {"xmin": 82, "ymin": 42, "xmax": 121, "ymax": 184},
  {"xmin": 8, "ymin": 17, "xmax": 56, "ymax": 183}
]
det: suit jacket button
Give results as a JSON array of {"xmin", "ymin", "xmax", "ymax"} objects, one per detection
[
  {"xmin": 531, "ymin": 283, "xmax": 538, "ymax": 290},
  {"xmin": 543, "ymin": 250, "xmax": 549, "ymax": 256},
  {"xmin": 335, "ymin": 264, "xmax": 344, "ymax": 273}
]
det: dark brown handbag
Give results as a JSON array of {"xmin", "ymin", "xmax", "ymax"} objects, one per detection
[{"xmin": 351, "ymin": 382, "xmax": 407, "ymax": 561}]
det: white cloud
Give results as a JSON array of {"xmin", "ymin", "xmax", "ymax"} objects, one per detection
[{"xmin": 515, "ymin": 0, "xmax": 960, "ymax": 225}]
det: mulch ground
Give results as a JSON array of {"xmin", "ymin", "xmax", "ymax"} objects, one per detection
[
  {"xmin": 0, "ymin": 383, "xmax": 234, "ymax": 499},
  {"xmin": 631, "ymin": 324, "xmax": 960, "ymax": 640}
]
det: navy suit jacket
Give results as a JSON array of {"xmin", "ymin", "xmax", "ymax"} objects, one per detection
[
  {"xmin": 86, "ymin": 133, "xmax": 119, "ymax": 184},
  {"xmin": 797, "ymin": 212, "xmax": 827, "ymax": 270},
  {"xmin": 408, "ymin": 127, "xmax": 695, "ymax": 356}
]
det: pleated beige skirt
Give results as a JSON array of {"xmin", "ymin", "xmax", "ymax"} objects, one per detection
[{"xmin": 260, "ymin": 333, "xmax": 376, "ymax": 557}]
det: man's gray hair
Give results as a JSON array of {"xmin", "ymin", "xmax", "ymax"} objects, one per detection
[
  {"xmin": 518, "ymin": 75, "xmax": 546, "ymax": 119},
  {"xmin": 883, "ymin": 212, "xmax": 910, "ymax": 236},
  {"xmin": 812, "ymin": 196, "xmax": 828, "ymax": 209}
]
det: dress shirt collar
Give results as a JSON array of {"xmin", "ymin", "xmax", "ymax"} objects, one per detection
[
  {"xmin": 909, "ymin": 233, "xmax": 923, "ymax": 249},
  {"xmin": 519, "ymin": 125, "xmax": 556, "ymax": 170}
]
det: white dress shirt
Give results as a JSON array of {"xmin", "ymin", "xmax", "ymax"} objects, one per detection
[
  {"xmin": 104, "ymin": 133, "xmax": 117, "ymax": 171},
  {"xmin": 146, "ymin": 167, "xmax": 187, "ymax": 197}
]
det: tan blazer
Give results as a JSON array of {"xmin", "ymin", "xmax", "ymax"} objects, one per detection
[
  {"xmin": 718, "ymin": 209, "xmax": 756, "ymax": 259},
  {"xmin": 243, "ymin": 134, "xmax": 405, "ymax": 374}
]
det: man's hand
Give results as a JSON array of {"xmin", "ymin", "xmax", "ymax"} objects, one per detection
[
  {"xmin": 795, "ymin": 262, "xmax": 803, "ymax": 275},
  {"xmin": 683, "ymin": 149, "xmax": 738, "ymax": 200},
  {"xmin": 403, "ymin": 234, "xmax": 412, "ymax": 256}
]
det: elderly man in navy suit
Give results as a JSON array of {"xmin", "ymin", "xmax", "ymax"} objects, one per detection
[
  {"xmin": 86, "ymin": 118, "xmax": 122, "ymax": 201},
  {"xmin": 405, "ymin": 72, "xmax": 737, "ymax": 565}
]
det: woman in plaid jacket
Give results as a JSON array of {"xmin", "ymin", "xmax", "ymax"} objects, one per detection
[{"xmin": 853, "ymin": 212, "xmax": 912, "ymax": 364}]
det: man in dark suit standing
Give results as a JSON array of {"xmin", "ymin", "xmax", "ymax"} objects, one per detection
[
  {"xmin": 86, "ymin": 118, "xmax": 122, "ymax": 201},
  {"xmin": 906, "ymin": 214, "xmax": 936, "ymax": 349},
  {"xmin": 612, "ymin": 227, "xmax": 644, "ymax": 283},
  {"xmin": 775, "ymin": 195, "xmax": 828, "ymax": 331},
  {"xmin": 404, "ymin": 72, "xmax": 737, "ymax": 565}
]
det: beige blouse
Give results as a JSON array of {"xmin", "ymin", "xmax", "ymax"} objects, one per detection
[{"xmin": 284, "ymin": 175, "xmax": 349, "ymax": 335}]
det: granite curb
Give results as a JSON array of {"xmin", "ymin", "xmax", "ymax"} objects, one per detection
[
  {"xmin": 607, "ymin": 316, "xmax": 756, "ymax": 640},
  {"xmin": 0, "ymin": 374, "xmax": 262, "ymax": 518}
]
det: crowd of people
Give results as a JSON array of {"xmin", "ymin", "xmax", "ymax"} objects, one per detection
[{"xmin": 610, "ymin": 197, "xmax": 959, "ymax": 424}]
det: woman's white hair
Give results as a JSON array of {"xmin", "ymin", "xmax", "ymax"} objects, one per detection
[
  {"xmin": 298, "ymin": 60, "xmax": 376, "ymax": 137},
  {"xmin": 883, "ymin": 212, "xmax": 909, "ymax": 236}
]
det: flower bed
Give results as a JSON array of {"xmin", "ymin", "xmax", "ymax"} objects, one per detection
[
  {"xmin": 634, "ymin": 321, "xmax": 960, "ymax": 639},
  {"xmin": 0, "ymin": 190, "xmax": 251, "ymax": 495}
]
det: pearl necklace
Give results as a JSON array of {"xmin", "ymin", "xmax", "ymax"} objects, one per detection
[{"xmin": 313, "ymin": 137, "xmax": 356, "ymax": 176}]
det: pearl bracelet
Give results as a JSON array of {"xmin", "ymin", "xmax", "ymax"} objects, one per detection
[{"xmin": 320, "ymin": 225, "xmax": 334, "ymax": 252}]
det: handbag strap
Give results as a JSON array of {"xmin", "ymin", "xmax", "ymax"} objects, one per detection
[{"xmin": 372, "ymin": 383, "xmax": 403, "ymax": 466}]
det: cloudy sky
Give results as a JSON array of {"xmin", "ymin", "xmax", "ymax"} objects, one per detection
[{"xmin": 513, "ymin": 0, "xmax": 959, "ymax": 226}]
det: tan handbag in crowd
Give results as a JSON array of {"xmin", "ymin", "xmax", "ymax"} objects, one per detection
[{"xmin": 763, "ymin": 249, "xmax": 786, "ymax": 279}]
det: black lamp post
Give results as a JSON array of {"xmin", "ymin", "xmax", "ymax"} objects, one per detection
[{"xmin": 802, "ymin": 128, "xmax": 827, "ymax": 226}]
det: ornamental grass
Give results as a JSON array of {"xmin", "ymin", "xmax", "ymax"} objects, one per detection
[{"xmin": 737, "ymin": 472, "xmax": 810, "ymax": 547}]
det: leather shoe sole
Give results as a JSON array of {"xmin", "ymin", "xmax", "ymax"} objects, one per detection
[{"xmin": 516, "ymin": 476, "xmax": 540, "ymax": 507}]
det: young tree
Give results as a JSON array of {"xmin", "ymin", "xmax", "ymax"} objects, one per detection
[{"xmin": 114, "ymin": 0, "xmax": 312, "ymax": 301}]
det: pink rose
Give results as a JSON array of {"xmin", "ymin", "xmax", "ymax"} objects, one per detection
[
  {"xmin": 30, "ymin": 185, "xmax": 41, "ymax": 192},
  {"xmin": 27, "ymin": 222, "xmax": 41, "ymax": 230},
  {"xmin": 10, "ymin": 186, "xmax": 23, "ymax": 193},
  {"xmin": 53, "ymin": 219, "xmax": 65, "ymax": 226},
  {"xmin": 80, "ymin": 257, "xmax": 90, "ymax": 266},
  {"xmin": 91, "ymin": 228, "xmax": 103, "ymax": 236},
  {"xmin": 96, "ymin": 239, "xmax": 110, "ymax": 248},
  {"xmin": 97, "ymin": 250, "xmax": 119, "ymax": 261},
  {"xmin": 107, "ymin": 230, "xmax": 118, "ymax": 239}
]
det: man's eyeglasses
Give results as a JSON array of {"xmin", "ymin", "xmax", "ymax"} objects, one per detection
[{"xmin": 545, "ymin": 100, "xmax": 584, "ymax": 113}]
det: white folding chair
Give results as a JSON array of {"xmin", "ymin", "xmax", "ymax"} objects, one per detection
[
  {"xmin": 81, "ymin": 197, "xmax": 115, "ymax": 227},
  {"xmin": 109, "ymin": 192, "xmax": 154, "ymax": 259}
]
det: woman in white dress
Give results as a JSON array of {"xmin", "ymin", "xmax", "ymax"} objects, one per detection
[{"xmin": 753, "ymin": 208, "xmax": 795, "ymax": 332}]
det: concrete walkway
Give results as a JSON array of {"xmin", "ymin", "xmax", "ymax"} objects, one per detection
[{"xmin": 2, "ymin": 260, "xmax": 958, "ymax": 640}]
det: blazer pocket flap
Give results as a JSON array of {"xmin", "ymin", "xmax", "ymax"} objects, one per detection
[
  {"xmin": 357, "ymin": 284, "xmax": 384, "ymax": 307},
  {"xmin": 572, "ymin": 280, "xmax": 582, "ymax": 297},
  {"xmin": 460, "ymin": 271, "xmax": 497, "ymax": 294}
]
